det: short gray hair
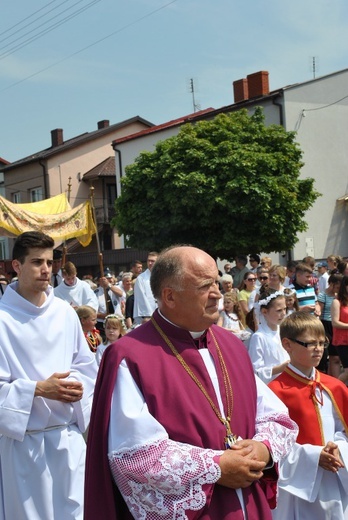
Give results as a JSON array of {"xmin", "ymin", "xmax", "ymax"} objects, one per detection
[{"xmin": 150, "ymin": 246, "xmax": 189, "ymax": 301}]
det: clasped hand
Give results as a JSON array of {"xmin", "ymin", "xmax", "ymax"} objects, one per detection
[
  {"xmin": 319, "ymin": 441, "xmax": 344, "ymax": 473},
  {"xmin": 35, "ymin": 371, "xmax": 84, "ymax": 403},
  {"xmin": 218, "ymin": 439, "xmax": 270, "ymax": 489}
]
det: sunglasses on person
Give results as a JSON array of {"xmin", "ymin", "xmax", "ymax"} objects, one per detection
[
  {"xmin": 246, "ymin": 278, "xmax": 256, "ymax": 282},
  {"xmin": 259, "ymin": 276, "xmax": 269, "ymax": 281}
]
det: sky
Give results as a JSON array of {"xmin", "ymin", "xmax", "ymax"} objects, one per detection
[{"xmin": 1, "ymin": 0, "xmax": 347, "ymax": 163}]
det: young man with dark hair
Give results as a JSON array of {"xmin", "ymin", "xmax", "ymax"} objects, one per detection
[{"xmin": 0, "ymin": 231, "xmax": 97, "ymax": 519}]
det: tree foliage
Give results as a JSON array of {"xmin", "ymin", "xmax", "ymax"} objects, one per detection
[{"xmin": 112, "ymin": 108, "xmax": 320, "ymax": 259}]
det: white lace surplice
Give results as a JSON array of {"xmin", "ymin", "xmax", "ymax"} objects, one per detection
[{"xmin": 108, "ymin": 351, "xmax": 297, "ymax": 520}]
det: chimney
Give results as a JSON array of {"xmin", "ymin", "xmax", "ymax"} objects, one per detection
[
  {"xmin": 247, "ymin": 71, "xmax": 269, "ymax": 99},
  {"xmin": 233, "ymin": 78, "xmax": 249, "ymax": 103},
  {"xmin": 97, "ymin": 120, "xmax": 110, "ymax": 130},
  {"xmin": 51, "ymin": 128, "xmax": 64, "ymax": 147}
]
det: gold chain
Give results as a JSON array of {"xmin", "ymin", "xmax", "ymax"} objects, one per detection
[{"xmin": 151, "ymin": 317, "xmax": 237, "ymax": 448}]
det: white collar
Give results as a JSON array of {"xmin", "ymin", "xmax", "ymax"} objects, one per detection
[
  {"xmin": 288, "ymin": 363, "xmax": 315, "ymax": 380},
  {"xmin": 158, "ymin": 309, "xmax": 205, "ymax": 338}
]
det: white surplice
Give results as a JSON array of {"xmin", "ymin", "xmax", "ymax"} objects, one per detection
[
  {"xmin": 272, "ymin": 365, "xmax": 348, "ymax": 520},
  {"xmin": 0, "ymin": 283, "xmax": 98, "ymax": 520},
  {"xmin": 54, "ymin": 276, "xmax": 98, "ymax": 311},
  {"xmin": 248, "ymin": 323, "xmax": 289, "ymax": 384},
  {"xmin": 108, "ymin": 347, "xmax": 297, "ymax": 519}
]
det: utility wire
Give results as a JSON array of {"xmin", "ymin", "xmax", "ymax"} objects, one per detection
[
  {"xmin": 0, "ymin": 0, "xmax": 101, "ymax": 59},
  {"xmin": 1, "ymin": 0, "xmax": 178, "ymax": 93},
  {"xmin": 0, "ymin": 0, "xmax": 61, "ymax": 38},
  {"xmin": 0, "ymin": 0, "xmax": 70, "ymax": 44},
  {"xmin": 303, "ymin": 94, "xmax": 348, "ymax": 111}
]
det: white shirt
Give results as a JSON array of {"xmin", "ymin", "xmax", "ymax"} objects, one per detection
[
  {"xmin": 133, "ymin": 269, "xmax": 157, "ymax": 321},
  {"xmin": 318, "ymin": 271, "xmax": 329, "ymax": 293}
]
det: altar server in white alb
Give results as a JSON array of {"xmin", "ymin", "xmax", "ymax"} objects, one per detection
[
  {"xmin": 0, "ymin": 231, "xmax": 98, "ymax": 520},
  {"xmin": 54, "ymin": 260, "xmax": 98, "ymax": 311}
]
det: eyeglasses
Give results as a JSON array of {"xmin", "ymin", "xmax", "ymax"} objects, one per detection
[
  {"xmin": 247, "ymin": 278, "xmax": 256, "ymax": 282},
  {"xmin": 289, "ymin": 338, "xmax": 329, "ymax": 349},
  {"xmin": 259, "ymin": 276, "xmax": 269, "ymax": 281}
]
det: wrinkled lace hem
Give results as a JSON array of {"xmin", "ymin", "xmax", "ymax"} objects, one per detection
[
  {"xmin": 108, "ymin": 438, "xmax": 222, "ymax": 519},
  {"xmin": 254, "ymin": 411, "xmax": 298, "ymax": 463}
]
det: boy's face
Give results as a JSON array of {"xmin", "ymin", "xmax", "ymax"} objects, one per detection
[
  {"xmin": 295, "ymin": 270, "xmax": 311, "ymax": 287},
  {"xmin": 282, "ymin": 332, "xmax": 325, "ymax": 376}
]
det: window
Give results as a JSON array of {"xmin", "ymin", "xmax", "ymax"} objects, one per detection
[
  {"xmin": 12, "ymin": 192, "xmax": 21, "ymax": 203},
  {"xmin": 107, "ymin": 184, "xmax": 117, "ymax": 206},
  {"xmin": 30, "ymin": 187, "xmax": 43, "ymax": 202},
  {"xmin": 0, "ymin": 239, "xmax": 5, "ymax": 260}
]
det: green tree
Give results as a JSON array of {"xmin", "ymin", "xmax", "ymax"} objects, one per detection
[{"xmin": 113, "ymin": 108, "xmax": 319, "ymax": 259}]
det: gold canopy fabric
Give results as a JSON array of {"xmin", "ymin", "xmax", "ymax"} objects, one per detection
[{"xmin": 0, "ymin": 194, "xmax": 96, "ymax": 246}]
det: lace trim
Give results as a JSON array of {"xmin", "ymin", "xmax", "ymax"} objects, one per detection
[
  {"xmin": 253, "ymin": 411, "xmax": 298, "ymax": 463},
  {"xmin": 109, "ymin": 438, "xmax": 222, "ymax": 519}
]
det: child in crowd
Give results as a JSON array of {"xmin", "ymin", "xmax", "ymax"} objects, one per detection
[
  {"xmin": 217, "ymin": 291, "xmax": 251, "ymax": 345},
  {"xmin": 96, "ymin": 314, "xmax": 127, "ymax": 366},
  {"xmin": 248, "ymin": 288, "xmax": 289, "ymax": 383},
  {"xmin": 76, "ymin": 305, "xmax": 102, "ymax": 353},
  {"xmin": 283, "ymin": 287, "xmax": 299, "ymax": 315},
  {"xmin": 217, "ymin": 291, "xmax": 245, "ymax": 332},
  {"xmin": 269, "ymin": 312, "xmax": 348, "ymax": 520}
]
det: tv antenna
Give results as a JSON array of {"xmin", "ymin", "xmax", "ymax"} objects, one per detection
[
  {"xmin": 310, "ymin": 56, "xmax": 320, "ymax": 79},
  {"xmin": 189, "ymin": 78, "xmax": 200, "ymax": 112}
]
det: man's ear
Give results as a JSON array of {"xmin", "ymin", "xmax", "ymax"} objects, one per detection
[
  {"xmin": 12, "ymin": 259, "xmax": 21, "ymax": 276},
  {"xmin": 281, "ymin": 337, "xmax": 292, "ymax": 354},
  {"xmin": 161, "ymin": 287, "xmax": 177, "ymax": 309}
]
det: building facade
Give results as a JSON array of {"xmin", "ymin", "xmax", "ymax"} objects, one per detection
[
  {"xmin": 0, "ymin": 117, "xmax": 154, "ymax": 275},
  {"xmin": 112, "ymin": 69, "xmax": 348, "ymax": 262}
]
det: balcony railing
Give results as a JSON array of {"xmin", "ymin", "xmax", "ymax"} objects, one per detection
[{"xmin": 94, "ymin": 204, "xmax": 116, "ymax": 224}]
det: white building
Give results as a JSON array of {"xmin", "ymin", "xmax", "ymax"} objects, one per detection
[{"xmin": 113, "ymin": 69, "xmax": 348, "ymax": 262}]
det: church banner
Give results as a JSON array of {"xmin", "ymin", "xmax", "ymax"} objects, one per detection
[{"xmin": 0, "ymin": 194, "xmax": 96, "ymax": 246}]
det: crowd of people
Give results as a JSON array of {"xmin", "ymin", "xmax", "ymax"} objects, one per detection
[{"xmin": 0, "ymin": 235, "xmax": 347, "ymax": 519}]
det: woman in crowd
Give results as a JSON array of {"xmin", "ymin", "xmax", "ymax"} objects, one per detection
[
  {"xmin": 337, "ymin": 261, "xmax": 348, "ymax": 276},
  {"xmin": 327, "ymin": 254, "xmax": 343, "ymax": 273},
  {"xmin": 248, "ymin": 267, "xmax": 269, "ymax": 307},
  {"xmin": 318, "ymin": 273, "xmax": 343, "ymax": 377},
  {"xmin": 268, "ymin": 264, "xmax": 286, "ymax": 292},
  {"xmin": 331, "ymin": 275, "xmax": 348, "ymax": 384},
  {"xmin": 237, "ymin": 272, "xmax": 257, "ymax": 316}
]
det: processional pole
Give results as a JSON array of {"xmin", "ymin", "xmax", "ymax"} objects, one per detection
[
  {"xmin": 90, "ymin": 186, "xmax": 112, "ymax": 313},
  {"xmin": 62, "ymin": 177, "xmax": 72, "ymax": 266}
]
